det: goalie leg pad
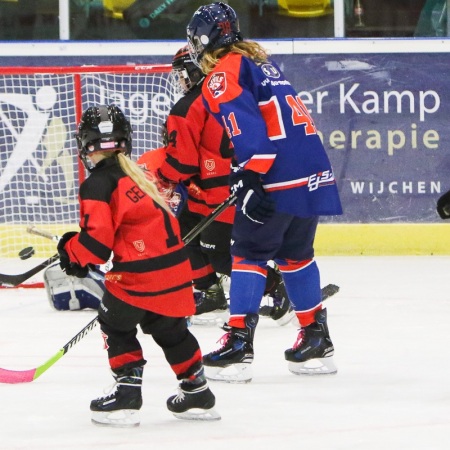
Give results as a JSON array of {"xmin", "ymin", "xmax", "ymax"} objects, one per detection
[{"xmin": 44, "ymin": 263, "xmax": 104, "ymax": 311}]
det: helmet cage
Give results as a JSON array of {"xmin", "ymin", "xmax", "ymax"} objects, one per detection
[{"xmin": 171, "ymin": 46, "xmax": 204, "ymax": 94}]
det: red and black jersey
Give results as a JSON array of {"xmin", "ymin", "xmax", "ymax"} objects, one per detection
[
  {"xmin": 158, "ymin": 82, "xmax": 235, "ymax": 224},
  {"xmin": 64, "ymin": 157, "xmax": 195, "ymax": 317}
]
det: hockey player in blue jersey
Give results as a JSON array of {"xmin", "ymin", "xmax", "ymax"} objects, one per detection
[{"xmin": 187, "ymin": 2, "xmax": 343, "ymax": 382}]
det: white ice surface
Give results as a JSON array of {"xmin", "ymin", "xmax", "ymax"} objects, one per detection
[{"xmin": 0, "ymin": 256, "xmax": 449, "ymax": 450}]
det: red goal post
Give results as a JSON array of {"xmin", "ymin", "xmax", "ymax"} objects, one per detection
[{"xmin": 0, "ymin": 63, "xmax": 175, "ymax": 262}]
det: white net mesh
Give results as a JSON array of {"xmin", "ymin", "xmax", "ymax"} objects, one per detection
[{"xmin": 0, "ymin": 65, "xmax": 176, "ymax": 259}]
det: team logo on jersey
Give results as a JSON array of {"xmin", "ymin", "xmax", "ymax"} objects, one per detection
[
  {"xmin": 168, "ymin": 191, "xmax": 182, "ymax": 212},
  {"xmin": 208, "ymin": 73, "xmax": 227, "ymax": 98},
  {"xmin": 261, "ymin": 64, "xmax": 281, "ymax": 78},
  {"xmin": 204, "ymin": 159, "xmax": 215, "ymax": 171},
  {"xmin": 133, "ymin": 239, "xmax": 146, "ymax": 253}
]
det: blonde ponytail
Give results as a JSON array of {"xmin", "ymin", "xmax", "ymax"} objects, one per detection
[{"xmin": 116, "ymin": 152, "xmax": 172, "ymax": 213}]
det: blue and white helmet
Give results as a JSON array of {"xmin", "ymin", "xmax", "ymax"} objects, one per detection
[{"xmin": 186, "ymin": 2, "xmax": 242, "ymax": 66}]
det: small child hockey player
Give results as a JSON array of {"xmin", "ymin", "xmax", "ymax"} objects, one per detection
[{"xmin": 56, "ymin": 104, "xmax": 220, "ymax": 426}]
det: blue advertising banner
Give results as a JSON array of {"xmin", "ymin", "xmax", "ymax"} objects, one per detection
[
  {"xmin": 277, "ymin": 53, "xmax": 447, "ymax": 224},
  {"xmin": 3, "ymin": 51, "xmax": 442, "ymax": 225}
]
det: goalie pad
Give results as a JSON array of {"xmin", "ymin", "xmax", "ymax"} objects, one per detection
[{"xmin": 44, "ymin": 263, "xmax": 105, "ymax": 311}]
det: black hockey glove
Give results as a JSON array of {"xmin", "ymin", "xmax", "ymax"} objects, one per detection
[
  {"xmin": 437, "ymin": 189, "xmax": 450, "ymax": 219},
  {"xmin": 229, "ymin": 169, "xmax": 275, "ymax": 224},
  {"xmin": 57, "ymin": 231, "xmax": 89, "ymax": 278}
]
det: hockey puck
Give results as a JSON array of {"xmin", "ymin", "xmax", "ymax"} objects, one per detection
[{"xmin": 18, "ymin": 246, "xmax": 35, "ymax": 260}]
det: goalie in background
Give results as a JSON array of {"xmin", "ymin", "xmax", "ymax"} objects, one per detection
[
  {"xmin": 187, "ymin": 2, "xmax": 343, "ymax": 382},
  {"xmin": 140, "ymin": 44, "xmax": 294, "ymax": 327},
  {"xmin": 56, "ymin": 104, "xmax": 220, "ymax": 427},
  {"xmin": 44, "ymin": 262, "xmax": 103, "ymax": 311}
]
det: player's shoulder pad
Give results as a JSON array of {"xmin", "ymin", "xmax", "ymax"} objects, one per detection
[
  {"xmin": 137, "ymin": 147, "xmax": 167, "ymax": 173},
  {"xmin": 203, "ymin": 53, "xmax": 243, "ymax": 113},
  {"xmin": 80, "ymin": 164, "xmax": 121, "ymax": 202}
]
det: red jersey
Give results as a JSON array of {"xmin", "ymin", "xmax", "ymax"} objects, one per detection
[
  {"xmin": 158, "ymin": 82, "xmax": 235, "ymax": 224},
  {"xmin": 64, "ymin": 157, "xmax": 195, "ymax": 317}
]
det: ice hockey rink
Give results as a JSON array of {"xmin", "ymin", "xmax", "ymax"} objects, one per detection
[{"xmin": 0, "ymin": 255, "xmax": 449, "ymax": 450}]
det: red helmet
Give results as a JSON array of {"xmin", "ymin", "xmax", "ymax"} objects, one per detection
[{"xmin": 171, "ymin": 45, "xmax": 204, "ymax": 94}]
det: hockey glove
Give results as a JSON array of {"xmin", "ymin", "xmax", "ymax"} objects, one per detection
[
  {"xmin": 57, "ymin": 231, "xmax": 89, "ymax": 278},
  {"xmin": 230, "ymin": 169, "xmax": 275, "ymax": 224},
  {"xmin": 437, "ymin": 189, "xmax": 450, "ymax": 219}
]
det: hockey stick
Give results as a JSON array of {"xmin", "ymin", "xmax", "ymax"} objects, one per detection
[
  {"xmin": 26, "ymin": 194, "xmax": 236, "ymax": 249},
  {"xmin": 0, "ymin": 281, "xmax": 340, "ymax": 384},
  {"xmin": 0, "ymin": 315, "xmax": 98, "ymax": 384},
  {"xmin": 2, "ymin": 210, "xmax": 339, "ymax": 383},
  {"xmin": 25, "ymin": 230, "xmax": 341, "ymax": 302},
  {"xmin": 182, "ymin": 194, "xmax": 237, "ymax": 245},
  {"xmin": 26, "ymin": 225, "xmax": 60, "ymax": 242},
  {"xmin": 21, "ymin": 195, "xmax": 237, "ymax": 285},
  {"xmin": 0, "ymin": 204, "xmax": 238, "ymax": 383},
  {"xmin": 258, "ymin": 283, "xmax": 340, "ymax": 317},
  {"xmin": 0, "ymin": 254, "xmax": 60, "ymax": 287},
  {"xmin": 321, "ymin": 283, "xmax": 340, "ymax": 301}
]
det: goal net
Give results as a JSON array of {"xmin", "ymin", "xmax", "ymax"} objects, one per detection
[{"xmin": 0, "ymin": 64, "xmax": 176, "ymax": 267}]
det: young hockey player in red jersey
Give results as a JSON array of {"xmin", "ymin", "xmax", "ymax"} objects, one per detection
[
  {"xmin": 141, "ymin": 45, "xmax": 233, "ymax": 325},
  {"xmin": 187, "ymin": 2, "xmax": 343, "ymax": 382},
  {"xmin": 140, "ymin": 45, "xmax": 294, "ymax": 326},
  {"xmin": 56, "ymin": 104, "xmax": 220, "ymax": 426}
]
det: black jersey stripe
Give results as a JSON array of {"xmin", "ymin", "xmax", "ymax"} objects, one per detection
[
  {"xmin": 78, "ymin": 231, "xmax": 112, "ymax": 261},
  {"xmin": 111, "ymin": 247, "xmax": 188, "ymax": 273},
  {"xmin": 123, "ymin": 280, "xmax": 193, "ymax": 297}
]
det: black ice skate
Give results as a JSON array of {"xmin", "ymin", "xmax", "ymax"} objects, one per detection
[
  {"xmin": 190, "ymin": 281, "xmax": 229, "ymax": 326},
  {"xmin": 167, "ymin": 378, "xmax": 220, "ymax": 421},
  {"xmin": 285, "ymin": 308, "xmax": 337, "ymax": 375},
  {"xmin": 259, "ymin": 270, "xmax": 294, "ymax": 326},
  {"xmin": 90, "ymin": 366, "xmax": 143, "ymax": 427},
  {"xmin": 267, "ymin": 280, "xmax": 295, "ymax": 326},
  {"xmin": 203, "ymin": 313, "xmax": 258, "ymax": 383}
]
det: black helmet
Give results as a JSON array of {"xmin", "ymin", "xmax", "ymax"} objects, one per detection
[
  {"xmin": 75, "ymin": 105, "xmax": 132, "ymax": 170},
  {"xmin": 171, "ymin": 45, "xmax": 204, "ymax": 94},
  {"xmin": 186, "ymin": 2, "xmax": 242, "ymax": 66}
]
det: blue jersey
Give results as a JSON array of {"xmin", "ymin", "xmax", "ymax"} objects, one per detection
[{"xmin": 202, "ymin": 52, "xmax": 342, "ymax": 218}]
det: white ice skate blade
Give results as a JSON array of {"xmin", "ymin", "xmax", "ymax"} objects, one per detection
[
  {"xmin": 205, "ymin": 363, "xmax": 253, "ymax": 383},
  {"xmin": 189, "ymin": 310, "xmax": 229, "ymax": 327},
  {"xmin": 172, "ymin": 407, "xmax": 221, "ymax": 421},
  {"xmin": 288, "ymin": 357, "xmax": 338, "ymax": 375},
  {"xmin": 91, "ymin": 409, "xmax": 140, "ymax": 427}
]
